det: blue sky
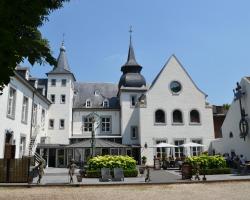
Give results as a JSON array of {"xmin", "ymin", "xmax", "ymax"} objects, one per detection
[{"xmin": 23, "ymin": 0, "xmax": 250, "ymax": 105}]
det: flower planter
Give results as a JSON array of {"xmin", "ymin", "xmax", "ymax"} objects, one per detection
[{"xmin": 76, "ymin": 175, "xmax": 82, "ymax": 182}]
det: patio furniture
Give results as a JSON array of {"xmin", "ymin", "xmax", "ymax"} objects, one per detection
[
  {"xmin": 99, "ymin": 168, "xmax": 112, "ymax": 182},
  {"xmin": 113, "ymin": 168, "xmax": 124, "ymax": 181}
]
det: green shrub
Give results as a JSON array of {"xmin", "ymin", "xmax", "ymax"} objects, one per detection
[
  {"xmin": 86, "ymin": 170, "xmax": 101, "ymax": 178},
  {"xmin": 88, "ymin": 155, "xmax": 136, "ymax": 170},
  {"xmin": 201, "ymin": 168, "xmax": 231, "ymax": 175},
  {"xmin": 124, "ymin": 169, "xmax": 138, "ymax": 177},
  {"xmin": 85, "ymin": 169, "xmax": 138, "ymax": 178},
  {"xmin": 186, "ymin": 154, "xmax": 227, "ymax": 169}
]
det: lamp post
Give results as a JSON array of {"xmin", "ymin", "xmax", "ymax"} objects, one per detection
[
  {"xmin": 233, "ymin": 82, "xmax": 249, "ymax": 140},
  {"xmin": 86, "ymin": 112, "xmax": 100, "ymax": 158}
]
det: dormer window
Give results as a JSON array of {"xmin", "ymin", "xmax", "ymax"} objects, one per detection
[
  {"xmin": 86, "ymin": 99, "xmax": 91, "ymax": 108},
  {"xmin": 103, "ymin": 100, "xmax": 109, "ymax": 108}
]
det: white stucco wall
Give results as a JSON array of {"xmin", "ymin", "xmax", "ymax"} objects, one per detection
[
  {"xmin": 139, "ymin": 56, "xmax": 214, "ymax": 165},
  {"xmin": 46, "ymin": 74, "xmax": 74, "ymax": 144},
  {"xmin": 213, "ymin": 77, "xmax": 250, "ymax": 159},
  {"xmin": 0, "ymin": 76, "xmax": 49, "ymax": 158},
  {"xmin": 72, "ymin": 110, "xmax": 121, "ymax": 138}
]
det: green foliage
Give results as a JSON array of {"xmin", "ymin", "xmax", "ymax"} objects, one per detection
[
  {"xmin": 88, "ymin": 155, "xmax": 137, "ymax": 170},
  {"xmin": 186, "ymin": 154, "xmax": 227, "ymax": 169},
  {"xmin": 200, "ymin": 168, "xmax": 231, "ymax": 175},
  {"xmin": 86, "ymin": 169, "xmax": 138, "ymax": 178},
  {"xmin": 0, "ymin": 0, "xmax": 69, "ymax": 91}
]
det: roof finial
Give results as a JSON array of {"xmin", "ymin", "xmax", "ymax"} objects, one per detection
[
  {"xmin": 62, "ymin": 33, "xmax": 65, "ymax": 45},
  {"xmin": 60, "ymin": 33, "xmax": 66, "ymax": 51},
  {"xmin": 129, "ymin": 25, "xmax": 132, "ymax": 44}
]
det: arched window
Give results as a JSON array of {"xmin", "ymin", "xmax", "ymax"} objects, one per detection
[
  {"xmin": 155, "ymin": 109, "xmax": 165, "ymax": 123},
  {"xmin": 190, "ymin": 109, "xmax": 200, "ymax": 123},
  {"xmin": 173, "ymin": 110, "xmax": 183, "ymax": 123}
]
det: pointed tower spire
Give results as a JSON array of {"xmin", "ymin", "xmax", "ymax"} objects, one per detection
[
  {"xmin": 118, "ymin": 27, "xmax": 146, "ymax": 88},
  {"xmin": 47, "ymin": 40, "xmax": 76, "ymax": 80},
  {"xmin": 123, "ymin": 26, "xmax": 140, "ymax": 67}
]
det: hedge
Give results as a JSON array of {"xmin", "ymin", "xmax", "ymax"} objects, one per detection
[
  {"xmin": 200, "ymin": 168, "xmax": 231, "ymax": 175},
  {"xmin": 86, "ymin": 169, "xmax": 138, "ymax": 178},
  {"xmin": 88, "ymin": 155, "xmax": 136, "ymax": 170}
]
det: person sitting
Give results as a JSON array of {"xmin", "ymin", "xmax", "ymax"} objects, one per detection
[{"xmin": 240, "ymin": 155, "xmax": 246, "ymax": 165}]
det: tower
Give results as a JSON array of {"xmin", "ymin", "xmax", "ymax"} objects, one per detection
[
  {"xmin": 46, "ymin": 42, "xmax": 76, "ymax": 145},
  {"xmin": 118, "ymin": 30, "xmax": 147, "ymax": 161}
]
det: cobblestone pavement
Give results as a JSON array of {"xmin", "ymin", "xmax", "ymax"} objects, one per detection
[{"xmin": 1, "ymin": 182, "xmax": 250, "ymax": 200}]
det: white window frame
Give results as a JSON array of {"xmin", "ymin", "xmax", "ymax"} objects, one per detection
[
  {"xmin": 51, "ymin": 79, "xmax": 56, "ymax": 86},
  {"xmin": 174, "ymin": 139, "xmax": 185, "ymax": 158},
  {"xmin": 130, "ymin": 95, "xmax": 137, "ymax": 107},
  {"xmin": 32, "ymin": 104, "xmax": 38, "ymax": 127},
  {"xmin": 103, "ymin": 100, "xmax": 109, "ymax": 108},
  {"xmin": 41, "ymin": 109, "xmax": 45, "ymax": 128},
  {"xmin": 130, "ymin": 126, "xmax": 138, "ymax": 139},
  {"xmin": 19, "ymin": 136, "xmax": 26, "ymax": 157},
  {"xmin": 50, "ymin": 94, "xmax": 55, "ymax": 104},
  {"xmin": 21, "ymin": 96, "xmax": 29, "ymax": 124},
  {"xmin": 86, "ymin": 99, "xmax": 91, "ymax": 108},
  {"xmin": 83, "ymin": 116, "xmax": 93, "ymax": 132},
  {"xmin": 191, "ymin": 139, "xmax": 203, "ymax": 156},
  {"xmin": 7, "ymin": 87, "xmax": 16, "ymax": 119},
  {"xmin": 49, "ymin": 119, "xmax": 54, "ymax": 129},
  {"xmin": 60, "ymin": 94, "xmax": 66, "ymax": 104},
  {"xmin": 61, "ymin": 79, "xmax": 67, "ymax": 87},
  {"xmin": 101, "ymin": 116, "xmax": 112, "ymax": 133},
  {"xmin": 59, "ymin": 119, "xmax": 65, "ymax": 129}
]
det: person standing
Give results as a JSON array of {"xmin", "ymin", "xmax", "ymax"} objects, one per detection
[
  {"xmin": 145, "ymin": 165, "xmax": 151, "ymax": 182},
  {"xmin": 68, "ymin": 159, "xmax": 77, "ymax": 183},
  {"xmin": 36, "ymin": 161, "xmax": 44, "ymax": 184}
]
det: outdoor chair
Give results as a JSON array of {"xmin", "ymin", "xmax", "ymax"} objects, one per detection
[
  {"xmin": 99, "ymin": 168, "xmax": 112, "ymax": 182},
  {"xmin": 113, "ymin": 168, "xmax": 124, "ymax": 181}
]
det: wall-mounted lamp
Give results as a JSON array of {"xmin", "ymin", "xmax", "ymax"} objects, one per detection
[{"xmin": 144, "ymin": 142, "xmax": 148, "ymax": 149}]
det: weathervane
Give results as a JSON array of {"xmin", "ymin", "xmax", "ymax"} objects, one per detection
[{"xmin": 62, "ymin": 33, "xmax": 65, "ymax": 45}]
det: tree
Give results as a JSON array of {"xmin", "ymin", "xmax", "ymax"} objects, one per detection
[{"xmin": 0, "ymin": 0, "xmax": 69, "ymax": 93}]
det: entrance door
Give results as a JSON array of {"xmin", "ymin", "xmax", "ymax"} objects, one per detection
[{"xmin": 48, "ymin": 149, "xmax": 56, "ymax": 167}]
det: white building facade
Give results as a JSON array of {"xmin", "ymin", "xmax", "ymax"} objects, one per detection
[
  {"xmin": 0, "ymin": 38, "xmax": 215, "ymax": 166},
  {"xmin": 212, "ymin": 77, "xmax": 250, "ymax": 159}
]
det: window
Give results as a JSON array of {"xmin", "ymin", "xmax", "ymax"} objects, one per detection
[
  {"xmin": 40, "ymin": 137, "xmax": 46, "ymax": 144},
  {"xmin": 86, "ymin": 100, "xmax": 91, "ymax": 108},
  {"xmin": 50, "ymin": 94, "xmax": 55, "ymax": 104},
  {"xmin": 191, "ymin": 139, "xmax": 202, "ymax": 156},
  {"xmin": 170, "ymin": 81, "xmax": 182, "ymax": 94},
  {"xmin": 61, "ymin": 79, "xmax": 67, "ymax": 86},
  {"xmin": 190, "ymin": 110, "xmax": 200, "ymax": 123},
  {"xmin": 19, "ymin": 136, "xmax": 26, "ymax": 157},
  {"xmin": 131, "ymin": 126, "xmax": 138, "ymax": 139},
  {"xmin": 51, "ymin": 79, "xmax": 56, "ymax": 86},
  {"xmin": 41, "ymin": 109, "xmax": 45, "ymax": 128},
  {"xmin": 49, "ymin": 119, "xmax": 54, "ymax": 129},
  {"xmin": 173, "ymin": 109, "xmax": 183, "ymax": 123},
  {"xmin": 21, "ymin": 96, "xmax": 29, "ymax": 123},
  {"xmin": 32, "ymin": 104, "xmax": 38, "ymax": 126},
  {"xmin": 59, "ymin": 119, "xmax": 65, "ymax": 129},
  {"xmin": 155, "ymin": 109, "xmax": 166, "ymax": 123},
  {"xmin": 174, "ymin": 140, "xmax": 184, "ymax": 158},
  {"xmin": 103, "ymin": 100, "xmax": 109, "ymax": 108},
  {"xmin": 156, "ymin": 140, "xmax": 167, "ymax": 159},
  {"xmin": 83, "ymin": 117, "xmax": 93, "ymax": 132},
  {"xmin": 229, "ymin": 132, "xmax": 233, "ymax": 138},
  {"xmin": 7, "ymin": 87, "xmax": 16, "ymax": 119},
  {"xmin": 101, "ymin": 117, "xmax": 111, "ymax": 132},
  {"xmin": 61, "ymin": 94, "xmax": 66, "ymax": 104},
  {"xmin": 131, "ymin": 95, "xmax": 136, "ymax": 107},
  {"xmin": 110, "ymin": 148, "xmax": 119, "ymax": 155}
]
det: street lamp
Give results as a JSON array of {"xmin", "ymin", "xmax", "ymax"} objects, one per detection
[
  {"xmin": 86, "ymin": 112, "xmax": 100, "ymax": 158},
  {"xmin": 233, "ymin": 82, "xmax": 249, "ymax": 140}
]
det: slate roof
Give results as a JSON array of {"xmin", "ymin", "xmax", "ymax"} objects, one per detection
[
  {"xmin": 67, "ymin": 139, "xmax": 128, "ymax": 148},
  {"xmin": 73, "ymin": 82, "xmax": 120, "ymax": 109},
  {"xmin": 47, "ymin": 43, "xmax": 76, "ymax": 80}
]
